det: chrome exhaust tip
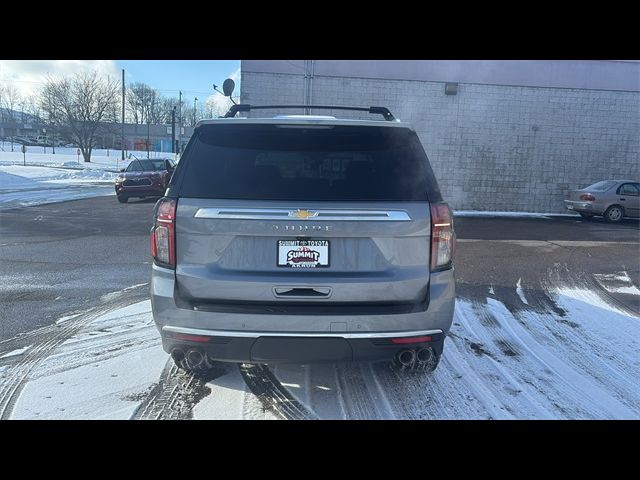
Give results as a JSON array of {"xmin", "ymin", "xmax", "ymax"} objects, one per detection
[
  {"xmin": 397, "ymin": 349, "xmax": 416, "ymax": 367},
  {"xmin": 416, "ymin": 347, "xmax": 434, "ymax": 364},
  {"xmin": 186, "ymin": 349, "xmax": 205, "ymax": 368},
  {"xmin": 171, "ymin": 348, "xmax": 185, "ymax": 364}
]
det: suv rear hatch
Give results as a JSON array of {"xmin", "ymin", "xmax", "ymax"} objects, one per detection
[{"xmin": 169, "ymin": 122, "xmax": 445, "ymax": 307}]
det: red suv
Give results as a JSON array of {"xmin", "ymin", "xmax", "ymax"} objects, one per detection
[{"xmin": 115, "ymin": 158, "xmax": 176, "ymax": 203}]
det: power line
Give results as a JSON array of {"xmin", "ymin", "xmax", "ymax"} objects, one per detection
[{"xmin": 1, "ymin": 80, "xmax": 239, "ymax": 98}]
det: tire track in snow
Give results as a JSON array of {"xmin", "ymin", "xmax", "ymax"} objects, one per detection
[
  {"xmin": 454, "ymin": 300, "xmax": 558, "ymax": 419},
  {"xmin": 26, "ymin": 319, "xmax": 158, "ymax": 381},
  {"xmin": 334, "ymin": 363, "xmax": 382, "ymax": 420},
  {"xmin": 361, "ymin": 363, "xmax": 395, "ymax": 420},
  {"xmin": 265, "ymin": 272, "xmax": 640, "ymax": 420},
  {"xmin": 239, "ymin": 364, "xmax": 317, "ymax": 420},
  {"xmin": 490, "ymin": 295, "xmax": 637, "ymax": 418},
  {"xmin": 0, "ymin": 291, "xmax": 142, "ymax": 420},
  {"xmin": 131, "ymin": 360, "xmax": 227, "ymax": 420},
  {"xmin": 370, "ymin": 340, "xmax": 500, "ymax": 420},
  {"xmin": 536, "ymin": 268, "xmax": 640, "ymax": 413}
]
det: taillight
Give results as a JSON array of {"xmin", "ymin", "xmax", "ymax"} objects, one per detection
[
  {"xmin": 151, "ymin": 197, "xmax": 176, "ymax": 268},
  {"xmin": 430, "ymin": 202, "xmax": 455, "ymax": 271},
  {"xmin": 579, "ymin": 193, "xmax": 596, "ymax": 201}
]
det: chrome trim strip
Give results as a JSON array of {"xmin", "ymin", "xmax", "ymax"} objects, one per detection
[
  {"xmin": 194, "ymin": 208, "xmax": 411, "ymax": 221},
  {"xmin": 162, "ymin": 325, "xmax": 442, "ymax": 339}
]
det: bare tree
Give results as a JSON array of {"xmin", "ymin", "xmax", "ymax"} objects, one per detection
[
  {"xmin": 23, "ymin": 98, "xmax": 42, "ymax": 120},
  {"xmin": 126, "ymin": 83, "xmax": 143, "ymax": 123},
  {"xmin": 182, "ymin": 104, "xmax": 195, "ymax": 127},
  {"xmin": 205, "ymin": 94, "xmax": 236, "ymax": 119},
  {"xmin": 0, "ymin": 85, "xmax": 22, "ymax": 151},
  {"xmin": 41, "ymin": 72, "xmax": 119, "ymax": 162},
  {"xmin": 0, "ymin": 85, "xmax": 4, "ymax": 145},
  {"xmin": 159, "ymin": 97, "xmax": 180, "ymax": 124},
  {"xmin": 126, "ymin": 82, "xmax": 165, "ymax": 124}
]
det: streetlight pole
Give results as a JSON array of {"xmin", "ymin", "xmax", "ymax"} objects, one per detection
[
  {"xmin": 121, "ymin": 69, "xmax": 125, "ymax": 162},
  {"xmin": 51, "ymin": 109, "xmax": 55, "ymax": 154},
  {"xmin": 171, "ymin": 106, "xmax": 176, "ymax": 157},
  {"xmin": 193, "ymin": 97, "xmax": 198, "ymax": 126},
  {"xmin": 178, "ymin": 91, "xmax": 182, "ymax": 155}
]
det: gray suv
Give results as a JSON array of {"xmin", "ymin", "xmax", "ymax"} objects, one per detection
[{"xmin": 150, "ymin": 105, "xmax": 456, "ymax": 375}]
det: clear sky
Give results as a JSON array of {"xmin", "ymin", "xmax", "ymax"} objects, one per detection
[
  {"xmin": 116, "ymin": 60, "xmax": 240, "ymax": 103},
  {"xmin": 0, "ymin": 60, "xmax": 241, "ymax": 111}
]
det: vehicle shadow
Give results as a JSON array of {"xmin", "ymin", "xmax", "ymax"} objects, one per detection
[
  {"xmin": 456, "ymin": 215, "xmax": 640, "ymax": 242},
  {"xmin": 576, "ymin": 216, "xmax": 640, "ymax": 227},
  {"xmin": 124, "ymin": 197, "xmax": 161, "ymax": 204}
]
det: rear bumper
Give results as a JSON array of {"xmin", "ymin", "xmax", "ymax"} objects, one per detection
[
  {"xmin": 564, "ymin": 200, "xmax": 600, "ymax": 214},
  {"xmin": 115, "ymin": 184, "xmax": 165, "ymax": 197},
  {"xmin": 152, "ymin": 263, "xmax": 455, "ymax": 363},
  {"xmin": 162, "ymin": 327, "xmax": 445, "ymax": 363}
]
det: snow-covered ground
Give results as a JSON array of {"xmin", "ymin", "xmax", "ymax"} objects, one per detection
[
  {"xmin": 2, "ymin": 265, "xmax": 638, "ymax": 420},
  {"xmin": 0, "ymin": 165, "xmax": 116, "ymax": 209},
  {"xmin": 0, "ymin": 141, "xmax": 174, "ymax": 170},
  {"xmin": 2, "ymin": 298, "xmax": 274, "ymax": 420},
  {"xmin": 0, "ymin": 143, "xmax": 175, "ymax": 209}
]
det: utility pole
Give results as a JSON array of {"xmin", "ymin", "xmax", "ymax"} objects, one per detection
[
  {"xmin": 147, "ymin": 120, "xmax": 150, "ymax": 159},
  {"xmin": 178, "ymin": 91, "xmax": 182, "ymax": 155},
  {"xmin": 121, "ymin": 69, "xmax": 125, "ymax": 161},
  {"xmin": 51, "ymin": 106, "xmax": 56, "ymax": 155},
  {"xmin": 171, "ymin": 106, "xmax": 176, "ymax": 156},
  {"xmin": 193, "ymin": 97, "xmax": 198, "ymax": 126}
]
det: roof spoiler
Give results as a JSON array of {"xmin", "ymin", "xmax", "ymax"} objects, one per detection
[{"xmin": 223, "ymin": 104, "xmax": 396, "ymax": 121}]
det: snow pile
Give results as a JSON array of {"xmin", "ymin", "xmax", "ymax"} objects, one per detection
[{"xmin": 0, "ymin": 164, "xmax": 117, "ymax": 209}]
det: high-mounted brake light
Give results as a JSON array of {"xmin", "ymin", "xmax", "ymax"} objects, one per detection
[
  {"xmin": 579, "ymin": 193, "xmax": 596, "ymax": 201},
  {"xmin": 430, "ymin": 202, "xmax": 455, "ymax": 271},
  {"xmin": 151, "ymin": 198, "xmax": 176, "ymax": 268}
]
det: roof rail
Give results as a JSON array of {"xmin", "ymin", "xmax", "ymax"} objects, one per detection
[{"xmin": 223, "ymin": 104, "xmax": 396, "ymax": 121}]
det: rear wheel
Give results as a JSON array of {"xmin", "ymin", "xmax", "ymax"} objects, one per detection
[
  {"xmin": 117, "ymin": 196, "xmax": 128, "ymax": 204},
  {"xmin": 604, "ymin": 205, "xmax": 624, "ymax": 223}
]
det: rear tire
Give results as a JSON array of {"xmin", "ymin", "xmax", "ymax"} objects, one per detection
[
  {"xmin": 604, "ymin": 205, "xmax": 624, "ymax": 223},
  {"xmin": 117, "ymin": 196, "xmax": 128, "ymax": 204}
]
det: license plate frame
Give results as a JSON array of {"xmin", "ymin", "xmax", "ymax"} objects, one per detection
[{"xmin": 277, "ymin": 240, "xmax": 330, "ymax": 268}]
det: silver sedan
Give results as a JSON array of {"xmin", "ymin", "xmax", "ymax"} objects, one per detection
[{"xmin": 565, "ymin": 180, "xmax": 640, "ymax": 222}]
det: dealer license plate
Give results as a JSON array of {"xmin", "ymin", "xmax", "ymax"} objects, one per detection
[{"xmin": 277, "ymin": 240, "xmax": 330, "ymax": 268}]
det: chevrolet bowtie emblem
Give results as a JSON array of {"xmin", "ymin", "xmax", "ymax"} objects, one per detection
[{"xmin": 289, "ymin": 209, "xmax": 318, "ymax": 219}]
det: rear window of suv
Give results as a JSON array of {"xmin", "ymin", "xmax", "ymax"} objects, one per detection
[{"xmin": 173, "ymin": 124, "xmax": 442, "ymax": 201}]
